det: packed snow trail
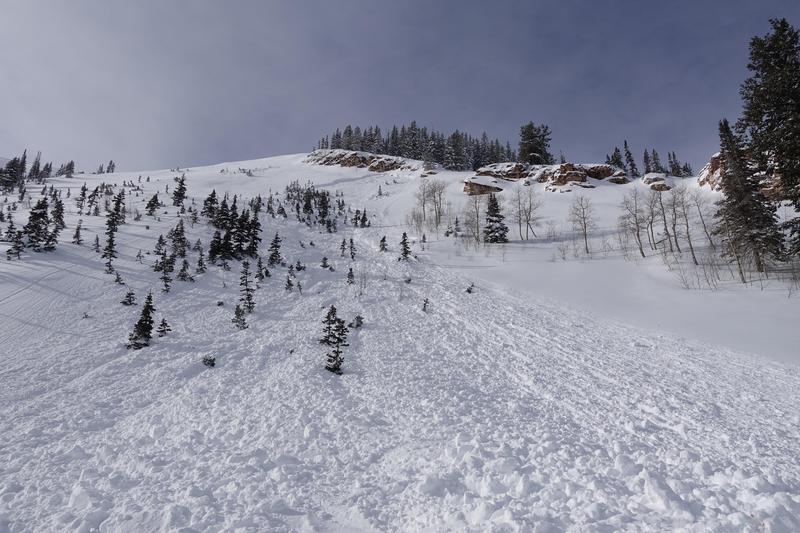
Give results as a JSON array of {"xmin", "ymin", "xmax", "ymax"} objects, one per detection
[{"xmin": 1, "ymin": 155, "xmax": 799, "ymax": 532}]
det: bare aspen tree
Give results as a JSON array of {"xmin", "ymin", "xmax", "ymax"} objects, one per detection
[
  {"xmin": 666, "ymin": 190, "xmax": 682, "ymax": 253},
  {"xmin": 619, "ymin": 187, "xmax": 646, "ymax": 258},
  {"xmin": 512, "ymin": 185, "xmax": 543, "ymax": 240},
  {"xmin": 415, "ymin": 178, "xmax": 430, "ymax": 223},
  {"xmin": 428, "ymin": 178, "xmax": 447, "ymax": 231},
  {"xmin": 645, "ymin": 190, "xmax": 659, "ymax": 250},
  {"xmin": 568, "ymin": 194, "xmax": 595, "ymax": 255},
  {"xmin": 672, "ymin": 184, "xmax": 699, "ymax": 265},
  {"xmin": 463, "ymin": 195, "xmax": 484, "ymax": 244},
  {"xmin": 656, "ymin": 191, "xmax": 674, "ymax": 253},
  {"xmin": 689, "ymin": 188, "xmax": 716, "ymax": 249}
]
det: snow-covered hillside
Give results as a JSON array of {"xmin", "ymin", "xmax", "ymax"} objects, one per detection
[{"xmin": 1, "ymin": 153, "xmax": 799, "ymax": 531}]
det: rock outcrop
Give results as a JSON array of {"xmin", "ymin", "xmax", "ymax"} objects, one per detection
[
  {"xmin": 463, "ymin": 176, "xmax": 503, "ymax": 195},
  {"xmin": 698, "ymin": 153, "xmax": 723, "ymax": 191},
  {"xmin": 475, "ymin": 162, "xmax": 528, "ymax": 181},
  {"xmin": 305, "ymin": 149, "xmax": 415, "ymax": 173}
]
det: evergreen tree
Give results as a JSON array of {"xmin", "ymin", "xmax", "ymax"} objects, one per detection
[
  {"xmin": 349, "ymin": 238, "xmax": 356, "ymax": 260},
  {"xmin": 379, "ymin": 236, "xmax": 387, "ymax": 252},
  {"xmin": 127, "ymin": 292, "xmax": 155, "ymax": 349},
  {"xmin": 239, "ymin": 260, "xmax": 255, "ymax": 312},
  {"xmin": 320, "ymin": 305, "xmax": 348, "ymax": 374},
  {"xmin": 624, "ymin": 141, "xmax": 640, "ymax": 177},
  {"xmin": 93, "ymin": 234, "xmax": 100, "ymax": 253},
  {"xmin": 738, "ymin": 18, "xmax": 800, "ymax": 255},
  {"xmin": 484, "ymin": 194, "xmax": 509, "ymax": 243},
  {"xmin": 518, "ymin": 122, "xmax": 554, "ymax": 165},
  {"xmin": 6, "ymin": 231, "xmax": 24, "ymax": 260},
  {"xmin": 321, "ymin": 256, "xmax": 329, "ymax": 268},
  {"xmin": 121, "ymin": 289, "xmax": 136, "ymax": 306},
  {"xmin": 196, "ymin": 250, "xmax": 207, "ymax": 273},
  {"xmin": 712, "ymin": 119, "xmax": 783, "ymax": 279},
  {"xmin": 51, "ymin": 197, "xmax": 65, "ymax": 230},
  {"xmin": 157, "ymin": 318, "xmax": 171, "ymax": 337},
  {"xmin": 284, "ymin": 274, "xmax": 294, "ymax": 291},
  {"xmin": 399, "ymin": 232, "xmax": 411, "ymax": 260},
  {"xmin": 642, "ymin": 150, "xmax": 652, "ymax": 174},
  {"xmin": 172, "ymin": 174, "xmax": 187, "ymax": 206},
  {"xmin": 72, "ymin": 219, "xmax": 83, "ymax": 245},
  {"xmin": 23, "ymin": 198, "xmax": 49, "ymax": 251},
  {"xmin": 340, "ymin": 238, "xmax": 347, "ymax": 257},
  {"xmin": 267, "ymin": 232, "xmax": 282, "ymax": 266},
  {"xmin": 232, "ymin": 304, "xmax": 248, "ymax": 329},
  {"xmin": 346, "ymin": 267, "xmax": 354, "ymax": 284},
  {"xmin": 145, "ymin": 194, "xmax": 160, "ymax": 216},
  {"xmin": 177, "ymin": 258, "xmax": 194, "ymax": 281}
]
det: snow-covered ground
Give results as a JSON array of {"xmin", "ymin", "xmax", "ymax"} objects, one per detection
[{"xmin": 1, "ymin": 153, "xmax": 799, "ymax": 531}]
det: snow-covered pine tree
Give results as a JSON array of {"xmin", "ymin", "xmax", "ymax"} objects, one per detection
[
  {"xmin": 340, "ymin": 238, "xmax": 347, "ymax": 257},
  {"xmin": 6, "ymin": 231, "xmax": 24, "ymax": 260},
  {"xmin": 267, "ymin": 232, "xmax": 282, "ymax": 266},
  {"xmin": 712, "ymin": 119, "xmax": 783, "ymax": 279},
  {"xmin": 72, "ymin": 219, "xmax": 83, "ymax": 245},
  {"xmin": 172, "ymin": 174, "xmax": 187, "ymax": 206},
  {"xmin": 379, "ymin": 236, "xmax": 387, "ymax": 252},
  {"xmin": 349, "ymin": 238, "xmax": 356, "ymax": 260},
  {"xmin": 157, "ymin": 318, "xmax": 171, "ymax": 337},
  {"xmin": 177, "ymin": 258, "xmax": 194, "ymax": 282},
  {"xmin": 127, "ymin": 292, "xmax": 155, "ymax": 349},
  {"xmin": 196, "ymin": 250, "xmax": 207, "ymax": 273},
  {"xmin": 346, "ymin": 267, "xmax": 354, "ymax": 284},
  {"xmin": 121, "ymin": 289, "xmax": 136, "ymax": 306},
  {"xmin": 624, "ymin": 141, "xmax": 640, "ymax": 178},
  {"xmin": 483, "ymin": 194, "xmax": 509, "ymax": 243},
  {"xmin": 232, "ymin": 304, "xmax": 248, "ymax": 329},
  {"xmin": 285, "ymin": 274, "xmax": 293, "ymax": 291},
  {"xmin": 738, "ymin": 18, "xmax": 800, "ymax": 256},
  {"xmin": 93, "ymin": 234, "xmax": 100, "ymax": 253},
  {"xmin": 320, "ymin": 305, "xmax": 348, "ymax": 374},
  {"xmin": 239, "ymin": 260, "xmax": 255, "ymax": 312},
  {"xmin": 399, "ymin": 232, "xmax": 411, "ymax": 260}
]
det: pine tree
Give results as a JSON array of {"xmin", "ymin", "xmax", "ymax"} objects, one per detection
[
  {"xmin": 127, "ymin": 292, "xmax": 156, "ymax": 349},
  {"xmin": 285, "ymin": 274, "xmax": 294, "ymax": 291},
  {"xmin": 177, "ymin": 258, "xmax": 194, "ymax": 281},
  {"xmin": 712, "ymin": 119, "xmax": 783, "ymax": 278},
  {"xmin": 321, "ymin": 256, "xmax": 329, "ymax": 268},
  {"xmin": 196, "ymin": 250, "xmax": 207, "ymax": 273},
  {"xmin": 483, "ymin": 194, "xmax": 509, "ymax": 243},
  {"xmin": 157, "ymin": 318, "xmax": 171, "ymax": 337},
  {"xmin": 51, "ymin": 197, "xmax": 65, "ymax": 230},
  {"xmin": 72, "ymin": 219, "xmax": 83, "ymax": 245},
  {"xmin": 267, "ymin": 233, "xmax": 282, "ymax": 266},
  {"xmin": 93, "ymin": 234, "xmax": 100, "ymax": 253},
  {"xmin": 624, "ymin": 141, "xmax": 640, "ymax": 177},
  {"xmin": 340, "ymin": 238, "xmax": 347, "ymax": 257},
  {"xmin": 738, "ymin": 18, "xmax": 800, "ymax": 255},
  {"xmin": 121, "ymin": 289, "xmax": 136, "ymax": 306},
  {"xmin": 320, "ymin": 305, "xmax": 348, "ymax": 374},
  {"xmin": 399, "ymin": 232, "xmax": 411, "ymax": 260},
  {"xmin": 379, "ymin": 236, "xmax": 387, "ymax": 252},
  {"xmin": 172, "ymin": 174, "xmax": 187, "ymax": 206},
  {"xmin": 232, "ymin": 304, "xmax": 248, "ymax": 329},
  {"xmin": 518, "ymin": 122, "xmax": 554, "ymax": 165},
  {"xmin": 346, "ymin": 267, "xmax": 354, "ymax": 284},
  {"xmin": 422, "ymin": 297, "xmax": 430, "ymax": 312},
  {"xmin": 6, "ymin": 231, "xmax": 24, "ymax": 260},
  {"xmin": 349, "ymin": 238, "xmax": 356, "ymax": 260},
  {"xmin": 642, "ymin": 150, "xmax": 652, "ymax": 174},
  {"xmin": 239, "ymin": 260, "xmax": 255, "ymax": 312},
  {"xmin": 145, "ymin": 194, "xmax": 160, "ymax": 216},
  {"xmin": 23, "ymin": 198, "xmax": 49, "ymax": 251}
]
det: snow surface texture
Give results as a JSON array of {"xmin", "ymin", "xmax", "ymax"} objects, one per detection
[{"xmin": 1, "ymin": 153, "xmax": 799, "ymax": 531}]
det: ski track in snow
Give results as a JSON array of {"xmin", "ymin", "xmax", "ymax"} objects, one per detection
[{"xmin": 1, "ymin": 155, "xmax": 799, "ymax": 532}]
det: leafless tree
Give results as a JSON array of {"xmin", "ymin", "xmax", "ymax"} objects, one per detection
[
  {"xmin": 428, "ymin": 179, "xmax": 447, "ymax": 231},
  {"xmin": 512, "ymin": 185, "xmax": 543, "ymax": 240},
  {"xmin": 656, "ymin": 190, "xmax": 674, "ymax": 253},
  {"xmin": 618, "ymin": 187, "xmax": 646, "ymax": 258},
  {"xmin": 463, "ymin": 195, "xmax": 485, "ymax": 244},
  {"xmin": 689, "ymin": 188, "xmax": 716, "ymax": 249},
  {"xmin": 672, "ymin": 184, "xmax": 698, "ymax": 265},
  {"xmin": 568, "ymin": 194, "xmax": 595, "ymax": 255}
]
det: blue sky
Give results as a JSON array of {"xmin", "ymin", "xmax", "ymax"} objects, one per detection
[{"xmin": 2, "ymin": 1, "xmax": 798, "ymax": 172}]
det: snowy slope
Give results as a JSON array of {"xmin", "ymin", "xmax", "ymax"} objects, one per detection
[{"xmin": 1, "ymin": 154, "xmax": 799, "ymax": 531}]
